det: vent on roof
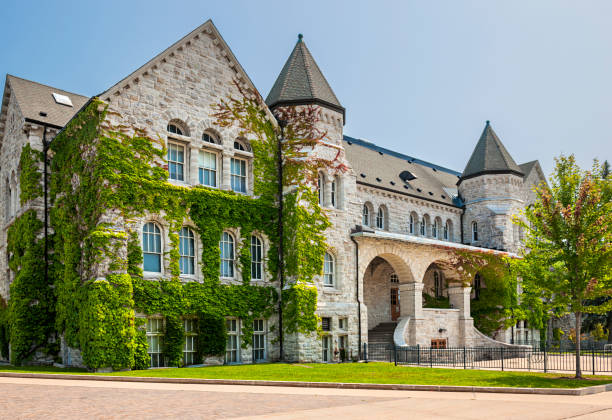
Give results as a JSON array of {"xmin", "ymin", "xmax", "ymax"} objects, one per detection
[
  {"xmin": 441, "ymin": 195, "xmax": 446, "ymax": 199},
  {"xmin": 347, "ymin": 141, "xmax": 352, "ymax": 145},
  {"xmin": 428, "ymin": 192, "xmax": 434, "ymax": 196},
  {"xmin": 39, "ymin": 112, "xmax": 47, "ymax": 117},
  {"xmin": 378, "ymin": 151, "xmax": 383, "ymax": 155},
  {"xmin": 360, "ymin": 173, "xmax": 366, "ymax": 178},
  {"xmin": 404, "ymin": 185, "xmax": 410, "ymax": 189},
  {"xmin": 432, "ymin": 167, "xmax": 437, "ymax": 172},
  {"xmin": 376, "ymin": 177, "xmax": 381, "ymax": 182},
  {"xmin": 390, "ymin": 181, "xmax": 395, "ymax": 186},
  {"xmin": 52, "ymin": 92, "xmax": 73, "ymax": 107},
  {"xmin": 399, "ymin": 171, "xmax": 417, "ymax": 182},
  {"xmin": 417, "ymin": 188, "xmax": 422, "ymax": 192}
]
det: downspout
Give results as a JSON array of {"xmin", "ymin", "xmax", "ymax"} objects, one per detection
[
  {"xmin": 42, "ymin": 125, "xmax": 49, "ymax": 288},
  {"xmin": 350, "ymin": 234, "xmax": 362, "ymax": 359},
  {"xmin": 460, "ymin": 208, "xmax": 465, "ymax": 244},
  {"xmin": 276, "ymin": 119, "xmax": 287, "ymax": 361}
]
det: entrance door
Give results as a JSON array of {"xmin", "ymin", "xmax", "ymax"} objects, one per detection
[
  {"xmin": 390, "ymin": 287, "xmax": 400, "ymax": 321},
  {"xmin": 322, "ymin": 335, "xmax": 331, "ymax": 362}
]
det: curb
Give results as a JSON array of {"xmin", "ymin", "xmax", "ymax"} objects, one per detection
[{"xmin": 1, "ymin": 372, "xmax": 612, "ymax": 395}]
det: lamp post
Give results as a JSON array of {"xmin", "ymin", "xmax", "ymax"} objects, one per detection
[{"xmin": 276, "ymin": 117, "xmax": 287, "ymax": 361}]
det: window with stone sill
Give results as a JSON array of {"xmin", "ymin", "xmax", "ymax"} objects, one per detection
[
  {"xmin": 250, "ymin": 235, "xmax": 263, "ymax": 281},
  {"xmin": 198, "ymin": 150, "xmax": 218, "ymax": 188},
  {"xmin": 338, "ymin": 317, "xmax": 348, "ymax": 331},
  {"xmin": 146, "ymin": 317, "xmax": 164, "ymax": 368},
  {"xmin": 220, "ymin": 231, "xmax": 235, "ymax": 278},
  {"xmin": 183, "ymin": 318, "xmax": 197, "ymax": 366},
  {"xmin": 230, "ymin": 157, "xmax": 247, "ymax": 194},
  {"xmin": 323, "ymin": 252, "xmax": 335, "ymax": 287},
  {"xmin": 225, "ymin": 318, "xmax": 240, "ymax": 364},
  {"xmin": 167, "ymin": 142, "xmax": 185, "ymax": 181},
  {"xmin": 179, "ymin": 227, "xmax": 195, "ymax": 276},
  {"xmin": 252, "ymin": 319, "xmax": 266, "ymax": 362},
  {"xmin": 472, "ymin": 221, "xmax": 478, "ymax": 242},
  {"xmin": 143, "ymin": 222, "xmax": 162, "ymax": 273},
  {"xmin": 362, "ymin": 204, "xmax": 370, "ymax": 226},
  {"xmin": 376, "ymin": 207, "xmax": 385, "ymax": 230}
]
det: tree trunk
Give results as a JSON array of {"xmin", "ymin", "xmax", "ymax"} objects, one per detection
[
  {"xmin": 607, "ymin": 311, "xmax": 612, "ymax": 344},
  {"xmin": 575, "ymin": 311, "xmax": 582, "ymax": 379}
]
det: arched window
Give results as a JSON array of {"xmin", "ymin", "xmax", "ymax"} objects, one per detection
[
  {"xmin": 234, "ymin": 140, "xmax": 245, "ymax": 151},
  {"xmin": 167, "ymin": 123, "xmax": 183, "ymax": 135},
  {"xmin": 5, "ymin": 177, "xmax": 11, "ymax": 219},
  {"xmin": 474, "ymin": 273, "xmax": 482, "ymax": 300},
  {"xmin": 220, "ymin": 232, "xmax": 235, "ymax": 278},
  {"xmin": 202, "ymin": 133, "xmax": 217, "ymax": 144},
  {"xmin": 376, "ymin": 207, "xmax": 385, "ymax": 229},
  {"xmin": 420, "ymin": 217, "xmax": 426, "ymax": 236},
  {"xmin": 143, "ymin": 222, "xmax": 162, "ymax": 272},
  {"xmin": 362, "ymin": 204, "xmax": 370, "ymax": 226},
  {"xmin": 472, "ymin": 221, "xmax": 478, "ymax": 242},
  {"xmin": 432, "ymin": 220, "xmax": 438, "ymax": 238},
  {"xmin": 409, "ymin": 214, "xmax": 415, "ymax": 234},
  {"xmin": 318, "ymin": 173, "xmax": 325, "ymax": 206},
  {"xmin": 444, "ymin": 221, "xmax": 450, "ymax": 240},
  {"xmin": 251, "ymin": 235, "xmax": 263, "ymax": 281},
  {"xmin": 323, "ymin": 252, "xmax": 335, "ymax": 287},
  {"xmin": 179, "ymin": 227, "xmax": 195, "ymax": 275},
  {"xmin": 434, "ymin": 271, "xmax": 444, "ymax": 297},
  {"xmin": 390, "ymin": 273, "xmax": 399, "ymax": 283}
]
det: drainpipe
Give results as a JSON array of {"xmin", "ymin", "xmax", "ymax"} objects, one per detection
[
  {"xmin": 42, "ymin": 125, "xmax": 49, "ymax": 287},
  {"xmin": 276, "ymin": 119, "xmax": 287, "ymax": 361},
  {"xmin": 350, "ymin": 232, "xmax": 362, "ymax": 359},
  {"xmin": 460, "ymin": 208, "xmax": 465, "ymax": 244}
]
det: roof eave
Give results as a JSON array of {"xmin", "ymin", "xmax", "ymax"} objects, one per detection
[
  {"xmin": 457, "ymin": 169, "xmax": 525, "ymax": 186},
  {"xmin": 268, "ymin": 98, "xmax": 346, "ymax": 125}
]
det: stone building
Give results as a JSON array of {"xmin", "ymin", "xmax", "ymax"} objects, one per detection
[{"xmin": 0, "ymin": 20, "xmax": 545, "ymax": 368}]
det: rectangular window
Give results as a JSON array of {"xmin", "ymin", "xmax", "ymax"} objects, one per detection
[
  {"xmin": 225, "ymin": 319, "xmax": 239, "ymax": 364},
  {"xmin": 183, "ymin": 319, "xmax": 196, "ymax": 366},
  {"xmin": 322, "ymin": 335, "xmax": 331, "ymax": 362},
  {"xmin": 167, "ymin": 143, "xmax": 185, "ymax": 181},
  {"xmin": 230, "ymin": 158, "xmax": 247, "ymax": 193},
  {"xmin": 146, "ymin": 318, "xmax": 164, "ymax": 368},
  {"xmin": 252, "ymin": 319, "xmax": 266, "ymax": 362},
  {"xmin": 338, "ymin": 335, "xmax": 348, "ymax": 358},
  {"xmin": 198, "ymin": 150, "xmax": 217, "ymax": 187},
  {"xmin": 321, "ymin": 317, "xmax": 331, "ymax": 331},
  {"xmin": 250, "ymin": 236, "xmax": 263, "ymax": 281},
  {"xmin": 338, "ymin": 317, "xmax": 347, "ymax": 331}
]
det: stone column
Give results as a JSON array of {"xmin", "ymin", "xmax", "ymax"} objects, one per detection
[
  {"xmin": 221, "ymin": 155, "xmax": 231, "ymax": 190},
  {"xmin": 448, "ymin": 285, "xmax": 471, "ymax": 319},
  {"xmin": 189, "ymin": 146, "xmax": 199, "ymax": 185},
  {"xmin": 324, "ymin": 179, "xmax": 333, "ymax": 207},
  {"xmin": 399, "ymin": 282, "xmax": 424, "ymax": 319},
  {"xmin": 448, "ymin": 285, "xmax": 474, "ymax": 345}
]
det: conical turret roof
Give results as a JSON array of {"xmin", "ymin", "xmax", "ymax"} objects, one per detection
[
  {"xmin": 459, "ymin": 121, "xmax": 523, "ymax": 182},
  {"xmin": 266, "ymin": 34, "xmax": 344, "ymax": 120}
]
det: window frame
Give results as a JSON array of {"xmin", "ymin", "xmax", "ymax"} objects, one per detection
[
  {"xmin": 225, "ymin": 318, "xmax": 240, "ymax": 364},
  {"xmin": 250, "ymin": 235, "xmax": 264, "ymax": 281},
  {"xmin": 252, "ymin": 319, "xmax": 266, "ymax": 362},
  {"xmin": 178, "ymin": 227, "xmax": 196, "ymax": 277},
  {"xmin": 146, "ymin": 317, "xmax": 164, "ymax": 368},
  {"xmin": 420, "ymin": 217, "xmax": 426, "ymax": 236},
  {"xmin": 220, "ymin": 231, "xmax": 235, "ymax": 279},
  {"xmin": 183, "ymin": 318, "xmax": 197, "ymax": 366},
  {"xmin": 167, "ymin": 141, "xmax": 186, "ymax": 182},
  {"xmin": 230, "ymin": 157, "xmax": 247, "ymax": 194},
  {"xmin": 409, "ymin": 214, "xmax": 414, "ymax": 234},
  {"xmin": 444, "ymin": 221, "xmax": 450, "ymax": 240},
  {"xmin": 142, "ymin": 222, "xmax": 163, "ymax": 274},
  {"xmin": 472, "ymin": 221, "xmax": 478, "ymax": 242},
  {"xmin": 376, "ymin": 207, "xmax": 385, "ymax": 230},
  {"xmin": 362, "ymin": 204, "xmax": 370, "ymax": 226},
  {"xmin": 323, "ymin": 252, "xmax": 335, "ymax": 287},
  {"xmin": 318, "ymin": 173, "xmax": 325, "ymax": 206},
  {"xmin": 198, "ymin": 149, "xmax": 218, "ymax": 188},
  {"xmin": 330, "ymin": 178, "xmax": 336, "ymax": 207}
]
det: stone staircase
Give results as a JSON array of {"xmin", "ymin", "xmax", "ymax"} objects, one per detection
[{"xmin": 368, "ymin": 322, "xmax": 397, "ymax": 344}]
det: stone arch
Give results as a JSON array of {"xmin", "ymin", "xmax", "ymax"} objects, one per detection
[
  {"xmin": 359, "ymin": 244, "xmax": 415, "ymax": 284},
  {"xmin": 162, "ymin": 109, "xmax": 195, "ymax": 136},
  {"xmin": 200, "ymin": 126, "xmax": 223, "ymax": 145}
]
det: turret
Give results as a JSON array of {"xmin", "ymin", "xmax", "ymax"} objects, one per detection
[{"xmin": 458, "ymin": 121, "xmax": 524, "ymax": 252}]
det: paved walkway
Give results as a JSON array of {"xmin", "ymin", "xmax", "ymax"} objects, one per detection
[{"xmin": 1, "ymin": 376, "xmax": 612, "ymax": 419}]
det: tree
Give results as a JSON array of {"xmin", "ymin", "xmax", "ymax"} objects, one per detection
[{"xmin": 515, "ymin": 155, "xmax": 612, "ymax": 378}]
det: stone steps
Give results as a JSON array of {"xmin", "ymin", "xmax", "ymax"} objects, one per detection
[{"xmin": 368, "ymin": 322, "xmax": 398, "ymax": 344}]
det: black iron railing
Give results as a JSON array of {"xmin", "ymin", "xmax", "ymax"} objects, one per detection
[{"xmin": 362, "ymin": 343, "xmax": 612, "ymax": 374}]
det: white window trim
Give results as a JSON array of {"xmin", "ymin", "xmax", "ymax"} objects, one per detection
[
  {"xmin": 142, "ymin": 222, "xmax": 164, "ymax": 277},
  {"xmin": 323, "ymin": 252, "xmax": 336, "ymax": 288},
  {"xmin": 197, "ymin": 149, "xmax": 220, "ymax": 189},
  {"xmin": 178, "ymin": 226, "xmax": 197, "ymax": 278},
  {"xmin": 230, "ymin": 156, "xmax": 248, "ymax": 195},
  {"xmin": 225, "ymin": 318, "xmax": 240, "ymax": 364},
  {"xmin": 252, "ymin": 319, "xmax": 266, "ymax": 362},
  {"xmin": 220, "ymin": 231, "xmax": 236, "ymax": 279},
  {"xmin": 250, "ymin": 234, "xmax": 264, "ymax": 282},
  {"xmin": 167, "ymin": 140, "xmax": 188, "ymax": 183}
]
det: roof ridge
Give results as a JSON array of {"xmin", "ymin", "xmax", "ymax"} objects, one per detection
[{"xmin": 7, "ymin": 74, "xmax": 87, "ymax": 98}]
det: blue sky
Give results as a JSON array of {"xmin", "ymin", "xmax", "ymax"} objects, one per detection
[{"xmin": 2, "ymin": 0, "xmax": 610, "ymax": 177}]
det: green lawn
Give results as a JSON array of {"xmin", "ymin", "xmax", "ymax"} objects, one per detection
[{"xmin": 2, "ymin": 362, "xmax": 612, "ymax": 388}]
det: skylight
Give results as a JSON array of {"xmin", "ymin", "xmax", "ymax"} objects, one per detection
[{"xmin": 52, "ymin": 92, "xmax": 73, "ymax": 107}]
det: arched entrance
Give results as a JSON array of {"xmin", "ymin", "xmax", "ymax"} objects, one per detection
[{"xmin": 362, "ymin": 254, "xmax": 413, "ymax": 345}]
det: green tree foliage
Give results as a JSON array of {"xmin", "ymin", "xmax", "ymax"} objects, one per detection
[{"xmin": 514, "ymin": 155, "xmax": 612, "ymax": 378}]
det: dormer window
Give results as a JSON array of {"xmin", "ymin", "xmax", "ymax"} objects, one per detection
[{"xmin": 167, "ymin": 124, "xmax": 183, "ymax": 136}]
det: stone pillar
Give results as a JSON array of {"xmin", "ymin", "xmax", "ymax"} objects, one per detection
[
  {"xmin": 189, "ymin": 146, "xmax": 199, "ymax": 185},
  {"xmin": 399, "ymin": 282, "xmax": 424, "ymax": 319},
  {"xmin": 448, "ymin": 285, "xmax": 474, "ymax": 345},
  {"xmin": 448, "ymin": 285, "xmax": 471, "ymax": 319},
  {"xmin": 221, "ymin": 155, "xmax": 231, "ymax": 190}
]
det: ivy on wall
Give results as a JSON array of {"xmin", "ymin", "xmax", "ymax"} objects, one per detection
[{"xmin": 18, "ymin": 144, "xmax": 43, "ymax": 205}]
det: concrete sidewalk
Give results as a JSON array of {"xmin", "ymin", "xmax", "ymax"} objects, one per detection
[{"xmin": 1, "ymin": 376, "xmax": 612, "ymax": 419}]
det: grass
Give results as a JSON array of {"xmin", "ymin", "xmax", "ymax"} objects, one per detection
[{"xmin": 2, "ymin": 362, "xmax": 612, "ymax": 388}]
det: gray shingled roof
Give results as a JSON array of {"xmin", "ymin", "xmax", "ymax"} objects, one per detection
[
  {"xmin": 265, "ymin": 35, "xmax": 343, "ymax": 112},
  {"xmin": 343, "ymin": 136, "xmax": 462, "ymax": 207},
  {"xmin": 460, "ymin": 121, "xmax": 523, "ymax": 180},
  {"xmin": 5, "ymin": 75, "xmax": 88, "ymax": 127},
  {"xmin": 519, "ymin": 160, "xmax": 538, "ymax": 176}
]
